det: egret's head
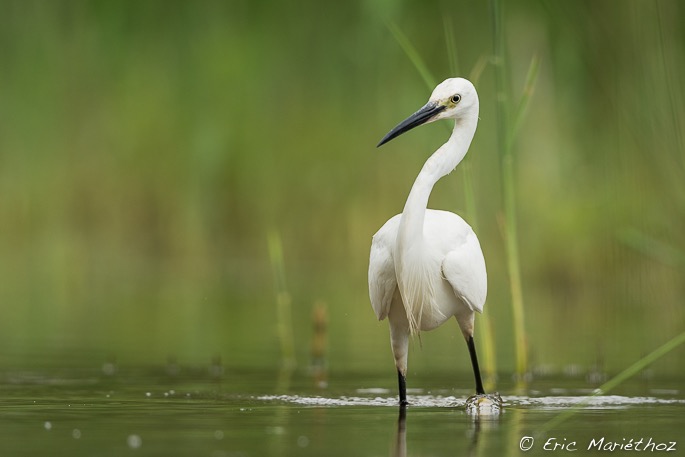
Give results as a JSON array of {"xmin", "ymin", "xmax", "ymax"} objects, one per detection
[{"xmin": 377, "ymin": 77, "xmax": 478, "ymax": 147}]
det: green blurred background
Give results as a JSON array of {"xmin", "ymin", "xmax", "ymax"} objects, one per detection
[{"xmin": 1, "ymin": 0, "xmax": 683, "ymax": 380}]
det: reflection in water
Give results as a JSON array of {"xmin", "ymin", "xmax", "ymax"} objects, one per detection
[
  {"xmin": 392, "ymin": 405, "xmax": 500, "ymax": 457},
  {"xmin": 467, "ymin": 411, "xmax": 500, "ymax": 457},
  {"xmin": 394, "ymin": 406, "xmax": 407, "ymax": 457},
  {"xmin": 505, "ymin": 404, "xmax": 524, "ymax": 457},
  {"xmin": 469, "ymin": 416, "xmax": 482, "ymax": 457}
]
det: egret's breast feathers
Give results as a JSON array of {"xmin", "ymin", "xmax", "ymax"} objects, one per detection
[{"xmin": 395, "ymin": 244, "xmax": 442, "ymax": 335}]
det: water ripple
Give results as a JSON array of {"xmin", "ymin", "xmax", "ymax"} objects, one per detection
[{"xmin": 256, "ymin": 393, "xmax": 685, "ymax": 409}]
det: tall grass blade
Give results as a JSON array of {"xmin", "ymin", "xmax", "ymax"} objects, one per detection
[
  {"xmin": 468, "ymin": 55, "xmax": 489, "ymax": 84},
  {"xmin": 267, "ymin": 229, "xmax": 296, "ymax": 379},
  {"xmin": 443, "ymin": 17, "xmax": 459, "ymax": 76},
  {"xmin": 655, "ymin": 1, "xmax": 685, "ymax": 169},
  {"xmin": 386, "ymin": 21, "xmax": 435, "ymax": 90},
  {"xmin": 618, "ymin": 228, "xmax": 685, "ymax": 268},
  {"xmin": 507, "ymin": 54, "xmax": 540, "ymax": 151},
  {"xmin": 491, "ymin": 0, "xmax": 529, "ymax": 380}
]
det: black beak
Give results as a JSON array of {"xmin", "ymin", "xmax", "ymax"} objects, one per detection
[{"xmin": 377, "ymin": 101, "xmax": 446, "ymax": 147}]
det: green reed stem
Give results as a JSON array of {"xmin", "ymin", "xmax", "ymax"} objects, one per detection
[
  {"xmin": 492, "ymin": 0, "xmax": 531, "ymax": 379},
  {"xmin": 267, "ymin": 229, "xmax": 296, "ymax": 373},
  {"xmin": 386, "ymin": 21, "xmax": 435, "ymax": 89},
  {"xmin": 619, "ymin": 227, "xmax": 685, "ymax": 268}
]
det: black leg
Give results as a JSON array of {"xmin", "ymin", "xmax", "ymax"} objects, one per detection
[
  {"xmin": 467, "ymin": 336, "xmax": 485, "ymax": 395},
  {"xmin": 397, "ymin": 369, "xmax": 408, "ymax": 405}
]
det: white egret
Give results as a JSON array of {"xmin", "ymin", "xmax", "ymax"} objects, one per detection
[{"xmin": 369, "ymin": 77, "xmax": 488, "ymax": 405}]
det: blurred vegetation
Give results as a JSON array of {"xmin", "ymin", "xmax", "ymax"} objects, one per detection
[{"xmin": 0, "ymin": 0, "xmax": 684, "ymax": 382}]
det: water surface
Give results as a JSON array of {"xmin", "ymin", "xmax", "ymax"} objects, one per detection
[{"xmin": 1, "ymin": 367, "xmax": 683, "ymax": 456}]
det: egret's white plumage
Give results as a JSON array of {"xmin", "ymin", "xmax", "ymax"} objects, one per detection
[
  {"xmin": 370, "ymin": 210, "xmax": 486, "ymax": 333},
  {"xmin": 369, "ymin": 77, "xmax": 488, "ymax": 404}
]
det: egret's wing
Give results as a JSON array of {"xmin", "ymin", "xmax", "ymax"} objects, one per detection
[
  {"xmin": 368, "ymin": 219, "xmax": 400, "ymax": 321},
  {"xmin": 442, "ymin": 231, "xmax": 487, "ymax": 314}
]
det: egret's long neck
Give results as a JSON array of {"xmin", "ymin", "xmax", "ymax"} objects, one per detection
[{"xmin": 398, "ymin": 114, "xmax": 478, "ymax": 247}]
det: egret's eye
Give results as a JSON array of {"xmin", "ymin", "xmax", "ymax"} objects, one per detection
[{"xmin": 451, "ymin": 94, "xmax": 461, "ymax": 104}]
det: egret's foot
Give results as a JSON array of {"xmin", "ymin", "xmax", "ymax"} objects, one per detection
[{"xmin": 465, "ymin": 392, "xmax": 503, "ymax": 416}]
